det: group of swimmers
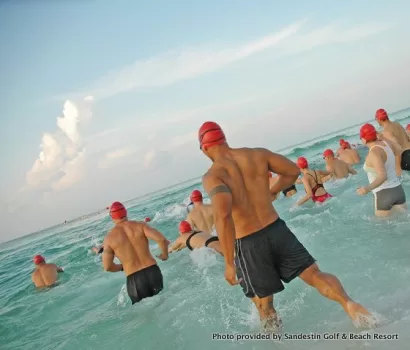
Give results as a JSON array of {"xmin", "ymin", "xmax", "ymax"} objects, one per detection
[{"xmin": 31, "ymin": 108, "xmax": 410, "ymax": 332}]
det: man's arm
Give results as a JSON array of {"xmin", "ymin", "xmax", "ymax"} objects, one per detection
[
  {"xmin": 297, "ymin": 177, "xmax": 313, "ymax": 206},
  {"xmin": 202, "ymin": 173, "xmax": 235, "ymax": 267},
  {"xmin": 102, "ymin": 240, "xmax": 123, "ymax": 272},
  {"xmin": 168, "ymin": 237, "xmax": 184, "ymax": 253},
  {"xmin": 259, "ymin": 148, "xmax": 300, "ymax": 195},
  {"xmin": 347, "ymin": 164, "xmax": 357, "ymax": 175},
  {"xmin": 142, "ymin": 223, "xmax": 169, "ymax": 260}
]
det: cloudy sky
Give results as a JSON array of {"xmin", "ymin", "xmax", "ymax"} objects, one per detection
[{"xmin": 1, "ymin": 0, "xmax": 410, "ymax": 242}]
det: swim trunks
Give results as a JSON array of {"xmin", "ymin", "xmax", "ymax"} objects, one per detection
[
  {"xmin": 374, "ymin": 184, "xmax": 406, "ymax": 211},
  {"xmin": 205, "ymin": 236, "xmax": 219, "ymax": 247},
  {"xmin": 234, "ymin": 218, "xmax": 316, "ymax": 298},
  {"xmin": 312, "ymin": 193, "xmax": 332, "ymax": 203},
  {"xmin": 282, "ymin": 185, "xmax": 296, "ymax": 196},
  {"xmin": 126, "ymin": 265, "xmax": 163, "ymax": 304},
  {"xmin": 401, "ymin": 150, "xmax": 410, "ymax": 170},
  {"xmin": 186, "ymin": 231, "xmax": 200, "ymax": 250}
]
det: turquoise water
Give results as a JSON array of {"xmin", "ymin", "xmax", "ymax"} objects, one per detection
[{"xmin": 1, "ymin": 111, "xmax": 410, "ymax": 350}]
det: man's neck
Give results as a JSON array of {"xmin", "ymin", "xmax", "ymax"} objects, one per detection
[{"xmin": 194, "ymin": 202, "xmax": 203, "ymax": 207}]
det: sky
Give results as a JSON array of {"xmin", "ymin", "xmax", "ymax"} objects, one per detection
[{"xmin": 1, "ymin": 0, "xmax": 410, "ymax": 242}]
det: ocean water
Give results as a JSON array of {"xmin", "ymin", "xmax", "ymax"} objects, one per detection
[{"xmin": 1, "ymin": 110, "xmax": 410, "ymax": 350}]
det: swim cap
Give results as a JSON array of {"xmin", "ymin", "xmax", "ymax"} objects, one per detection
[
  {"xmin": 33, "ymin": 255, "xmax": 45, "ymax": 265},
  {"xmin": 109, "ymin": 201, "xmax": 127, "ymax": 220},
  {"xmin": 190, "ymin": 190, "xmax": 203, "ymax": 202},
  {"xmin": 406, "ymin": 124, "xmax": 410, "ymax": 131},
  {"xmin": 375, "ymin": 109, "xmax": 389, "ymax": 121},
  {"xmin": 179, "ymin": 221, "xmax": 192, "ymax": 234},
  {"xmin": 339, "ymin": 139, "xmax": 345, "ymax": 146},
  {"xmin": 144, "ymin": 217, "xmax": 151, "ymax": 222},
  {"xmin": 268, "ymin": 172, "xmax": 273, "ymax": 178},
  {"xmin": 198, "ymin": 121, "xmax": 226, "ymax": 150},
  {"xmin": 359, "ymin": 123, "xmax": 377, "ymax": 142},
  {"xmin": 341, "ymin": 141, "xmax": 350, "ymax": 149},
  {"xmin": 296, "ymin": 157, "xmax": 308, "ymax": 169},
  {"xmin": 323, "ymin": 149, "xmax": 334, "ymax": 158}
]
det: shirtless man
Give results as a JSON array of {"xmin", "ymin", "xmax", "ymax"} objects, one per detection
[
  {"xmin": 198, "ymin": 121, "xmax": 371, "ymax": 331},
  {"xmin": 102, "ymin": 201, "xmax": 169, "ymax": 304},
  {"xmin": 31, "ymin": 255, "xmax": 64, "ymax": 288},
  {"xmin": 376, "ymin": 108, "xmax": 410, "ymax": 171},
  {"xmin": 185, "ymin": 190, "xmax": 214, "ymax": 234},
  {"xmin": 338, "ymin": 141, "xmax": 361, "ymax": 165},
  {"xmin": 168, "ymin": 220, "xmax": 223, "ymax": 255},
  {"xmin": 323, "ymin": 149, "xmax": 357, "ymax": 178}
]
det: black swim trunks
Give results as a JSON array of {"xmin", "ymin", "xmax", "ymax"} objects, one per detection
[
  {"xmin": 205, "ymin": 236, "xmax": 219, "ymax": 247},
  {"xmin": 235, "ymin": 218, "xmax": 316, "ymax": 298},
  {"xmin": 186, "ymin": 231, "xmax": 200, "ymax": 250},
  {"xmin": 282, "ymin": 184, "xmax": 296, "ymax": 196},
  {"xmin": 126, "ymin": 265, "xmax": 163, "ymax": 304},
  {"xmin": 401, "ymin": 149, "xmax": 410, "ymax": 170}
]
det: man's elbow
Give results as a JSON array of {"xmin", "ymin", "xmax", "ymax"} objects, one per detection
[{"xmin": 215, "ymin": 210, "xmax": 231, "ymax": 223}]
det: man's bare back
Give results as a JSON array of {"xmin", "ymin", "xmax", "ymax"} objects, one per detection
[
  {"xmin": 186, "ymin": 204, "xmax": 214, "ymax": 234},
  {"xmin": 31, "ymin": 255, "xmax": 63, "ymax": 288},
  {"xmin": 382, "ymin": 121, "xmax": 410, "ymax": 151},
  {"xmin": 338, "ymin": 148, "xmax": 360, "ymax": 165},
  {"xmin": 326, "ymin": 158, "xmax": 356, "ymax": 178},
  {"xmin": 103, "ymin": 202, "xmax": 169, "ymax": 304}
]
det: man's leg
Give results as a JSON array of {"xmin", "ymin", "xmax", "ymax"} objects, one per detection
[
  {"xmin": 299, "ymin": 264, "xmax": 370, "ymax": 320},
  {"xmin": 250, "ymin": 295, "xmax": 280, "ymax": 332}
]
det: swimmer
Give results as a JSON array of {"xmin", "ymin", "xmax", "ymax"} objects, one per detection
[
  {"xmin": 168, "ymin": 220, "xmax": 223, "ymax": 256},
  {"xmin": 270, "ymin": 172, "xmax": 296, "ymax": 198},
  {"xmin": 323, "ymin": 149, "xmax": 357, "ymax": 178},
  {"xmin": 338, "ymin": 141, "xmax": 361, "ymax": 165},
  {"xmin": 31, "ymin": 255, "xmax": 64, "ymax": 288},
  {"xmin": 198, "ymin": 121, "xmax": 370, "ymax": 331},
  {"xmin": 185, "ymin": 190, "xmax": 214, "ymax": 234},
  {"xmin": 356, "ymin": 124, "xmax": 407, "ymax": 217},
  {"xmin": 297, "ymin": 157, "xmax": 332, "ymax": 205},
  {"xmin": 376, "ymin": 108, "xmax": 410, "ymax": 171},
  {"xmin": 102, "ymin": 202, "xmax": 169, "ymax": 304}
]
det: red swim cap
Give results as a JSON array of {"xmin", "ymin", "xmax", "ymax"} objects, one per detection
[
  {"xmin": 179, "ymin": 221, "xmax": 192, "ymax": 234},
  {"xmin": 110, "ymin": 201, "xmax": 127, "ymax": 220},
  {"xmin": 190, "ymin": 190, "xmax": 203, "ymax": 202},
  {"xmin": 341, "ymin": 141, "xmax": 350, "ymax": 149},
  {"xmin": 33, "ymin": 255, "xmax": 45, "ymax": 265},
  {"xmin": 198, "ymin": 121, "xmax": 226, "ymax": 150},
  {"xmin": 339, "ymin": 139, "xmax": 345, "ymax": 146},
  {"xmin": 323, "ymin": 149, "xmax": 334, "ymax": 158},
  {"xmin": 296, "ymin": 157, "xmax": 308, "ymax": 169},
  {"xmin": 375, "ymin": 109, "xmax": 388, "ymax": 121},
  {"xmin": 406, "ymin": 124, "xmax": 410, "ymax": 131},
  {"xmin": 144, "ymin": 217, "xmax": 151, "ymax": 222},
  {"xmin": 360, "ymin": 123, "xmax": 377, "ymax": 142}
]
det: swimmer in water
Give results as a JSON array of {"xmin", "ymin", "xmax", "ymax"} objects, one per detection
[
  {"xmin": 102, "ymin": 202, "xmax": 169, "ymax": 304},
  {"xmin": 198, "ymin": 121, "xmax": 370, "ymax": 331},
  {"xmin": 270, "ymin": 172, "xmax": 296, "ymax": 199},
  {"xmin": 376, "ymin": 108, "xmax": 410, "ymax": 172},
  {"xmin": 168, "ymin": 220, "xmax": 223, "ymax": 255},
  {"xmin": 323, "ymin": 149, "xmax": 357, "ymax": 179},
  {"xmin": 356, "ymin": 123, "xmax": 407, "ymax": 217},
  {"xmin": 338, "ymin": 141, "xmax": 361, "ymax": 165},
  {"xmin": 185, "ymin": 190, "xmax": 215, "ymax": 234},
  {"xmin": 296, "ymin": 157, "xmax": 332, "ymax": 205},
  {"xmin": 31, "ymin": 255, "xmax": 64, "ymax": 288}
]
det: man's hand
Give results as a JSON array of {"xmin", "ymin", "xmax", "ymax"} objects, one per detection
[
  {"xmin": 224, "ymin": 264, "xmax": 242, "ymax": 286},
  {"xmin": 356, "ymin": 186, "xmax": 370, "ymax": 196},
  {"xmin": 157, "ymin": 252, "xmax": 168, "ymax": 261}
]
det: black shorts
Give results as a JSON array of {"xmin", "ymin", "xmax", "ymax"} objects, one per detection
[
  {"xmin": 126, "ymin": 265, "xmax": 163, "ymax": 304},
  {"xmin": 235, "ymin": 218, "xmax": 316, "ymax": 298},
  {"xmin": 401, "ymin": 149, "xmax": 410, "ymax": 171}
]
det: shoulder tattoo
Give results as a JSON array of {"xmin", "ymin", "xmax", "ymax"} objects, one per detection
[{"xmin": 208, "ymin": 184, "xmax": 231, "ymax": 198}]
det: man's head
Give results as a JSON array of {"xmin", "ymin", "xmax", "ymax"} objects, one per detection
[
  {"xmin": 359, "ymin": 123, "xmax": 378, "ymax": 145},
  {"xmin": 375, "ymin": 108, "xmax": 389, "ymax": 126},
  {"xmin": 33, "ymin": 255, "xmax": 45, "ymax": 265},
  {"xmin": 341, "ymin": 141, "xmax": 351, "ymax": 150},
  {"xmin": 190, "ymin": 190, "xmax": 203, "ymax": 204},
  {"xmin": 198, "ymin": 121, "xmax": 227, "ymax": 160},
  {"xmin": 323, "ymin": 149, "xmax": 335, "ymax": 161},
  {"xmin": 339, "ymin": 139, "xmax": 345, "ymax": 146},
  {"xmin": 296, "ymin": 157, "xmax": 309, "ymax": 172},
  {"xmin": 179, "ymin": 220, "xmax": 193, "ymax": 235},
  {"xmin": 144, "ymin": 217, "xmax": 151, "ymax": 223},
  {"xmin": 109, "ymin": 201, "xmax": 127, "ymax": 223}
]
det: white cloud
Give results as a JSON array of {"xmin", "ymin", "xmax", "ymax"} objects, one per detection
[
  {"xmin": 25, "ymin": 97, "xmax": 94, "ymax": 192},
  {"xmin": 98, "ymin": 146, "xmax": 139, "ymax": 169},
  {"xmin": 144, "ymin": 150, "xmax": 172, "ymax": 170}
]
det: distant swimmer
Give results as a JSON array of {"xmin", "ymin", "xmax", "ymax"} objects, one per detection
[
  {"xmin": 198, "ymin": 121, "xmax": 370, "ymax": 331},
  {"xmin": 168, "ymin": 221, "xmax": 223, "ymax": 255},
  {"xmin": 338, "ymin": 141, "xmax": 361, "ymax": 165},
  {"xmin": 376, "ymin": 108, "xmax": 410, "ymax": 171},
  {"xmin": 270, "ymin": 172, "xmax": 296, "ymax": 199},
  {"xmin": 31, "ymin": 255, "xmax": 64, "ymax": 288},
  {"xmin": 102, "ymin": 202, "xmax": 169, "ymax": 304},
  {"xmin": 357, "ymin": 124, "xmax": 407, "ymax": 217},
  {"xmin": 296, "ymin": 157, "xmax": 332, "ymax": 206},
  {"xmin": 144, "ymin": 217, "xmax": 151, "ymax": 222},
  {"xmin": 185, "ymin": 190, "xmax": 214, "ymax": 234},
  {"xmin": 323, "ymin": 149, "xmax": 357, "ymax": 178}
]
